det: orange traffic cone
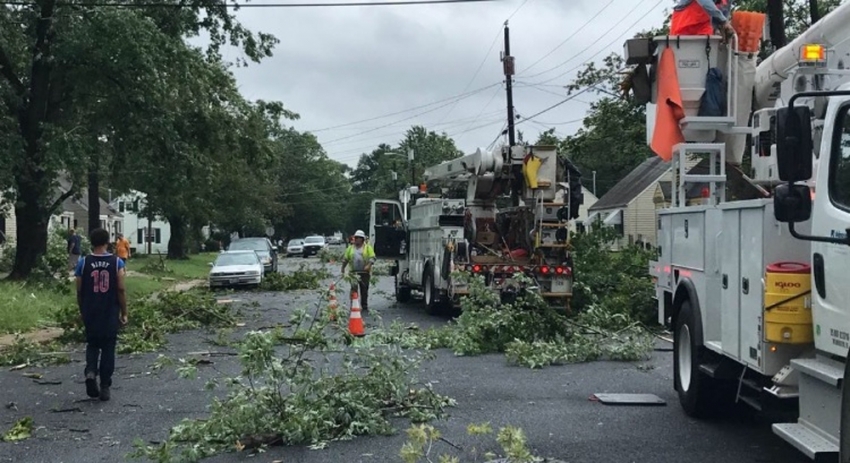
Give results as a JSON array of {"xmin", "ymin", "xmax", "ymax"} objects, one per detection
[
  {"xmin": 348, "ymin": 290, "xmax": 365, "ymax": 337},
  {"xmin": 328, "ymin": 283, "xmax": 338, "ymax": 321}
]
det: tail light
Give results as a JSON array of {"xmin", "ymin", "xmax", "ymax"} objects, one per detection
[
  {"xmin": 472, "ymin": 264, "xmax": 482, "ymax": 273},
  {"xmin": 537, "ymin": 265, "xmax": 572, "ymax": 276}
]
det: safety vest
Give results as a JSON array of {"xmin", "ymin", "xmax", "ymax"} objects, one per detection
[
  {"xmin": 670, "ymin": 0, "xmax": 728, "ymax": 36},
  {"xmin": 343, "ymin": 243, "xmax": 375, "ymax": 263}
]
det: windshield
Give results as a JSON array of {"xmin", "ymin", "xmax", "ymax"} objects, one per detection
[
  {"xmin": 229, "ymin": 239, "xmax": 267, "ymax": 251},
  {"xmin": 215, "ymin": 253, "xmax": 258, "ymax": 267},
  {"xmin": 304, "ymin": 237, "xmax": 324, "ymax": 244},
  {"xmin": 288, "ymin": 240, "xmax": 303, "ymax": 246}
]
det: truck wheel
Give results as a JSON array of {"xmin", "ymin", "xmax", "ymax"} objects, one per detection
[
  {"xmin": 395, "ymin": 275, "xmax": 412, "ymax": 303},
  {"xmin": 674, "ymin": 300, "xmax": 720, "ymax": 418},
  {"xmin": 841, "ymin": 348, "xmax": 850, "ymax": 462},
  {"xmin": 423, "ymin": 270, "xmax": 442, "ymax": 316}
]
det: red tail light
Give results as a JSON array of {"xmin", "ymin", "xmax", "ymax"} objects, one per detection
[
  {"xmin": 555, "ymin": 266, "xmax": 564, "ymax": 275},
  {"xmin": 472, "ymin": 264, "xmax": 482, "ymax": 273},
  {"xmin": 539, "ymin": 265, "xmax": 550, "ymax": 274}
]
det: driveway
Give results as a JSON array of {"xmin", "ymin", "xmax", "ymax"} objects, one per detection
[{"xmin": 0, "ymin": 258, "xmax": 809, "ymax": 463}]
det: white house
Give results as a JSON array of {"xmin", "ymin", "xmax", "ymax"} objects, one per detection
[{"xmin": 110, "ymin": 191, "xmax": 170, "ymax": 255}]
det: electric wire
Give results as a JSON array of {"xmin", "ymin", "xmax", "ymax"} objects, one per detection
[
  {"xmin": 0, "ymin": 0, "xmax": 498, "ymax": 7},
  {"xmin": 516, "ymin": 0, "xmax": 617, "ymax": 76},
  {"xmin": 305, "ymin": 82, "xmax": 500, "ymax": 133},
  {"xmin": 520, "ymin": 0, "xmax": 652, "ymax": 81}
]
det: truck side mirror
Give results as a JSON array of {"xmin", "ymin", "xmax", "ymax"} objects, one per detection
[
  {"xmin": 775, "ymin": 105, "xmax": 813, "ymax": 182},
  {"xmin": 773, "ymin": 183, "xmax": 812, "ymax": 223}
]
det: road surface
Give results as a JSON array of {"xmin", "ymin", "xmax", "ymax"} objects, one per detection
[{"xmin": 0, "ymin": 258, "xmax": 809, "ymax": 463}]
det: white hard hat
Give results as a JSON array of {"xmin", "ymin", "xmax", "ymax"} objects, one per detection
[{"xmin": 354, "ymin": 230, "xmax": 366, "ymax": 238}]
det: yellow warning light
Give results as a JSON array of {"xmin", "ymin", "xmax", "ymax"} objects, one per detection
[{"xmin": 800, "ymin": 44, "xmax": 826, "ymax": 62}]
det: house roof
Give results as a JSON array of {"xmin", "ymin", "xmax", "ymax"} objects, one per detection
[
  {"xmin": 589, "ymin": 156, "xmax": 669, "ymax": 211},
  {"xmin": 56, "ymin": 175, "xmax": 123, "ymax": 218}
]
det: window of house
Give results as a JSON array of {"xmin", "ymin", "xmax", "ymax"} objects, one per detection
[
  {"xmin": 137, "ymin": 229, "xmax": 144, "ymax": 244},
  {"xmin": 118, "ymin": 202, "xmax": 124, "ymax": 212},
  {"xmin": 829, "ymin": 105, "xmax": 850, "ymax": 209},
  {"xmin": 73, "ymin": 219, "xmax": 78, "ymax": 229},
  {"xmin": 133, "ymin": 199, "xmax": 140, "ymax": 212},
  {"xmin": 576, "ymin": 223, "xmax": 586, "ymax": 234},
  {"xmin": 614, "ymin": 223, "xmax": 624, "ymax": 236},
  {"xmin": 154, "ymin": 228, "xmax": 161, "ymax": 244}
]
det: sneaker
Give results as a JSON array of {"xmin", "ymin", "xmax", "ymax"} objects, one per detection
[
  {"xmin": 85, "ymin": 372, "xmax": 99, "ymax": 398},
  {"xmin": 99, "ymin": 385, "xmax": 110, "ymax": 402}
]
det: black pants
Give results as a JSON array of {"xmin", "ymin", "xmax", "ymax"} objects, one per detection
[
  {"xmin": 85, "ymin": 336, "xmax": 117, "ymax": 387},
  {"xmin": 351, "ymin": 272, "xmax": 370, "ymax": 311}
]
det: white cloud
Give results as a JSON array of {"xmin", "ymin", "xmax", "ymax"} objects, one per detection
[{"xmin": 216, "ymin": 0, "xmax": 668, "ymax": 167}]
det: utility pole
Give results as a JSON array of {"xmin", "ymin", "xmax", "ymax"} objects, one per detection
[
  {"xmin": 502, "ymin": 20, "xmax": 521, "ymax": 206},
  {"xmin": 502, "ymin": 21, "xmax": 516, "ymax": 147}
]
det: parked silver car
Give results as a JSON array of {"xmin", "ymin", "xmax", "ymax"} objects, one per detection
[
  {"xmin": 286, "ymin": 239, "xmax": 304, "ymax": 257},
  {"xmin": 208, "ymin": 251, "xmax": 263, "ymax": 289},
  {"xmin": 228, "ymin": 237, "xmax": 278, "ymax": 273}
]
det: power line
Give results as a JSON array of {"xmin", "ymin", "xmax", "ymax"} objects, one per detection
[
  {"xmin": 520, "ymin": 0, "xmax": 652, "ymax": 81},
  {"xmin": 321, "ymin": 89, "xmax": 503, "ymax": 145},
  {"xmin": 433, "ymin": 27, "xmax": 502, "ymax": 126},
  {"xmin": 0, "ymin": 0, "xmax": 498, "ymax": 7},
  {"xmin": 516, "ymin": 0, "xmax": 617, "ymax": 76},
  {"xmin": 455, "ymin": 84, "xmax": 502, "ymax": 137},
  {"xmin": 513, "ymin": 85, "xmax": 593, "ymax": 127},
  {"xmin": 305, "ymin": 82, "xmax": 500, "ymax": 133},
  {"xmin": 433, "ymin": 0, "xmax": 531, "ymax": 126},
  {"xmin": 532, "ymin": 0, "xmax": 663, "ymax": 85}
]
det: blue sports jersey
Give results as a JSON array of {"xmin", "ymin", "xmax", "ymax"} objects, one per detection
[{"xmin": 76, "ymin": 254, "xmax": 125, "ymax": 337}]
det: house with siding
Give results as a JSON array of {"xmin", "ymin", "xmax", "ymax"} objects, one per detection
[
  {"xmin": 588, "ymin": 156, "xmax": 767, "ymax": 249},
  {"xmin": 1, "ymin": 176, "xmax": 122, "ymax": 247},
  {"xmin": 110, "ymin": 191, "xmax": 170, "ymax": 255}
]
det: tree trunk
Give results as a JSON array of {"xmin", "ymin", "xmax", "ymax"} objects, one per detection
[
  {"xmin": 8, "ymin": 187, "xmax": 49, "ymax": 280},
  {"xmin": 809, "ymin": 0, "xmax": 820, "ymax": 24},
  {"xmin": 767, "ymin": 0, "xmax": 786, "ymax": 48},
  {"xmin": 88, "ymin": 158, "xmax": 100, "ymax": 235},
  {"xmin": 167, "ymin": 215, "xmax": 187, "ymax": 260}
]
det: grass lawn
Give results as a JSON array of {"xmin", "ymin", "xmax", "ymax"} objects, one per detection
[
  {"xmin": 0, "ymin": 281, "xmax": 75, "ymax": 334},
  {"xmin": 130, "ymin": 252, "xmax": 217, "ymax": 280},
  {"xmin": 0, "ymin": 253, "xmax": 217, "ymax": 335}
]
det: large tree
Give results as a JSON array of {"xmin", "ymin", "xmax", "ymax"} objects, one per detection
[{"xmin": 0, "ymin": 1, "xmax": 276, "ymax": 277}]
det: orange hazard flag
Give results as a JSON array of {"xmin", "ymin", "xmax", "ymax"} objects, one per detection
[{"xmin": 650, "ymin": 47, "xmax": 686, "ymax": 162}]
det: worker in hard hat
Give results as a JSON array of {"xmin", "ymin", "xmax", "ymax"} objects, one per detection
[
  {"xmin": 341, "ymin": 230, "xmax": 376, "ymax": 313},
  {"xmin": 670, "ymin": 0, "xmax": 735, "ymax": 37}
]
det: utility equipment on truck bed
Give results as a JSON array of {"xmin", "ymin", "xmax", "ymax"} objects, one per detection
[
  {"xmin": 369, "ymin": 144, "xmax": 584, "ymax": 314},
  {"xmin": 625, "ymin": 3, "xmax": 850, "ymax": 460}
]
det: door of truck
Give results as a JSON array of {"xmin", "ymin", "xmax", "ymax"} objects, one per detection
[
  {"xmin": 369, "ymin": 199, "xmax": 407, "ymax": 259},
  {"xmin": 811, "ymin": 99, "xmax": 850, "ymax": 358}
]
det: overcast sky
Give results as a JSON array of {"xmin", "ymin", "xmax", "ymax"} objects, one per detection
[{"xmin": 216, "ymin": 0, "xmax": 669, "ymax": 168}]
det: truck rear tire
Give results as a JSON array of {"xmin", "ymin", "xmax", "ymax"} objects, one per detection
[
  {"xmin": 674, "ymin": 300, "xmax": 723, "ymax": 418},
  {"xmin": 423, "ymin": 270, "xmax": 442, "ymax": 316},
  {"xmin": 395, "ymin": 275, "xmax": 412, "ymax": 303}
]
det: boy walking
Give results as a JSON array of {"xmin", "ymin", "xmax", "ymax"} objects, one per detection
[{"xmin": 75, "ymin": 228, "xmax": 128, "ymax": 401}]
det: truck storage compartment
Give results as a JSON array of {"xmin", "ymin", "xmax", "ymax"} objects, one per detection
[{"xmin": 718, "ymin": 199, "xmax": 811, "ymax": 375}]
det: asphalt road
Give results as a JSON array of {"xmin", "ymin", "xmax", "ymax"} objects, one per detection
[{"xmin": 0, "ymin": 257, "xmax": 810, "ymax": 463}]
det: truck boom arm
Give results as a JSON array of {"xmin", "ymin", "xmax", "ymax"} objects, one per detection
[{"xmin": 754, "ymin": 1, "xmax": 850, "ymax": 108}]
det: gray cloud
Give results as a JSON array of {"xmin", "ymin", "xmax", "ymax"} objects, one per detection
[{"xmin": 214, "ymin": 0, "xmax": 667, "ymax": 167}]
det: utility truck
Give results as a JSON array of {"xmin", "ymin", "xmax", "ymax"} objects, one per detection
[
  {"xmin": 368, "ymin": 144, "xmax": 584, "ymax": 314},
  {"xmin": 625, "ymin": 4, "xmax": 850, "ymax": 460}
]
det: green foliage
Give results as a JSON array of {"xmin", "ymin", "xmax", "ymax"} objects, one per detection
[
  {"xmin": 2, "ymin": 417, "xmax": 34, "ymax": 442},
  {"xmin": 259, "ymin": 266, "xmax": 331, "ymax": 292},
  {"xmin": 0, "ymin": 336, "xmax": 71, "ymax": 367},
  {"xmin": 56, "ymin": 289, "xmax": 236, "ymax": 353},
  {"xmin": 359, "ymin": 269, "xmax": 654, "ymax": 369},
  {"xmin": 400, "ymin": 423, "xmax": 545, "ymax": 463},
  {"xmin": 131, "ymin": 294, "xmax": 454, "ymax": 462},
  {"xmin": 0, "ymin": 280, "xmax": 75, "ymax": 335},
  {"xmin": 570, "ymin": 227, "xmax": 657, "ymax": 327}
]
